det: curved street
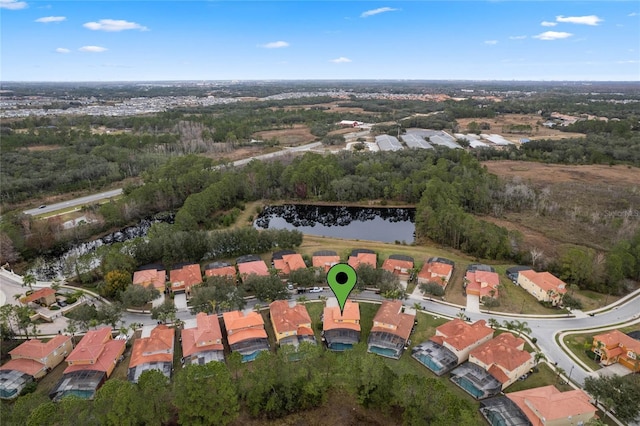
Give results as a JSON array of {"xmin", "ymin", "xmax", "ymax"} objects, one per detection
[{"xmin": 2, "ymin": 267, "xmax": 639, "ymax": 388}]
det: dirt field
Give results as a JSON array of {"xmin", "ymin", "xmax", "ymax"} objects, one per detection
[
  {"xmin": 25, "ymin": 145, "xmax": 61, "ymax": 151},
  {"xmin": 457, "ymin": 114, "xmax": 585, "ymax": 140},
  {"xmin": 252, "ymin": 124, "xmax": 317, "ymax": 146}
]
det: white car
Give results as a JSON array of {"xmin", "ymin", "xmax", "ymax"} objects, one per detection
[{"xmin": 309, "ymin": 287, "xmax": 323, "ymax": 293}]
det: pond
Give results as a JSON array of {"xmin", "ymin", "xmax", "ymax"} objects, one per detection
[{"xmin": 254, "ymin": 204, "xmax": 415, "ymax": 244}]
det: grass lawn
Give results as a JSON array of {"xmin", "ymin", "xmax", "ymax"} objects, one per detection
[
  {"xmin": 505, "ymin": 363, "xmax": 574, "ymax": 393},
  {"xmin": 562, "ymin": 324, "xmax": 640, "ymax": 372}
]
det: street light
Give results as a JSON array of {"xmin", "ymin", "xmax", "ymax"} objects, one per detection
[{"xmin": 568, "ymin": 365, "xmax": 574, "ymax": 383}]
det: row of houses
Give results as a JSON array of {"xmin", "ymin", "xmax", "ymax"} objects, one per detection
[
  {"xmin": 0, "ymin": 298, "xmax": 418, "ymax": 400},
  {"xmin": 411, "ymin": 318, "xmax": 599, "ymax": 426}
]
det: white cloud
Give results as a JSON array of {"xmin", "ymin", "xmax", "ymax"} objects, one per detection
[
  {"xmin": 79, "ymin": 45, "xmax": 108, "ymax": 52},
  {"xmin": 484, "ymin": 40, "xmax": 498, "ymax": 45},
  {"xmin": 361, "ymin": 7, "xmax": 398, "ymax": 18},
  {"xmin": 617, "ymin": 60, "xmax": 639, "ymax": 64},
  {"xmin": 55, "ymin": 47, "xmax": 70, "ymax": 54},
  {"xmin": 533, "ymin": 31, "xmax": 573, "ymax": 40},
  {"xmin": 83, "ymin": 19, "xmax": 148, "ymax": 32},
  {"xmin": 259, "ymin": 41, "xmax": 289, "ymax": 49},
  {"xmin": 330, "ymin": 57, "xmax": 352, "ymax": 63},
  {"xmin": 556, "ymin": 15, "xmax": 603, "ymax": 26},
  {"xmin": 541, "ymin": 21, "xmax": 557, "ymax": 27},
  {"xmin": 628, "ymin": 12, "xmax": 638, "ymax": 17},
  {"xmin": 35, "ymin": 16, "xmax": 66, "ymax": 23},
  {"xmin": 0, "ymin": 0, "xmax": 28, "ymax": 10},
  {"xmin": 509, "ymin": 35, "xmax": 527, "ymax": 40}
]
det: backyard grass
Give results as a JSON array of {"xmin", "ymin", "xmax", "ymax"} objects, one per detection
[{"xmin": 505, "ymin": 362, "xmax": 574, "ymax": 393}]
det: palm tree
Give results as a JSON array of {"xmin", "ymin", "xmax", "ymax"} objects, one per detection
[
  {"xmin": 513, "ymin": 320, "xmax": 531, "ymax": 337},
  {"xmin": 22, "ymin": 274, "xmax": 36, "ymax": 290},
  {"xmin": 534, "ymin": 351, "xmax": 546, "ymax": 365},
  {"xmin": 13, "ymin": 294, "xmax": 23, "ymax": 304},
  {"xmin": 456, "ymin": 312, "xmax": 467, "ymax": 321},
  {"xmin": 487, "ymin": 318, "xmax": 500, "ymax": 329},
  {"xmin": 412, "ymin": 302, "xmax": 422, "ymax": 311},
  {"xmin": 502, "ymin": 320, "xmax": 515, "ymax": 332},
  {"xmin": 254, "ymin": 303, "xmax": 262, "ymax": 313}
]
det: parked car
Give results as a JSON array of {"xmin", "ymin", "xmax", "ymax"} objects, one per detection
[
  {"xmin": 38, "ymin": 205, "xmax": 46, "ymax": 209},
  {"xmin": 309, "ymin": 287, "xmax": 323, "ymax": 293},
  {"xmin": 57, "ymin": 300, "xmax": 67, "ymax": 307}
]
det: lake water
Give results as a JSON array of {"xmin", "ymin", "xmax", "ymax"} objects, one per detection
[{"xmin": 254, "ymin": 204, "xmax": 415, "ymax": 243}]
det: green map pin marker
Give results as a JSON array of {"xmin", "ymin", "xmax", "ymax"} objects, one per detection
[{"xmin": 327, "ymin": 263, "xmax": 358, "ymax": 315}]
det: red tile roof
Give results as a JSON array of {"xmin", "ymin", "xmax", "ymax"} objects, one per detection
[
  {"xmin": 65, "ymin": 327, "xmax": 112, "ymax": 364},
  {"xmin": 465, "ymin": 270, "xmax": 500, "ymax": 298},
  {"xmin": 133, "ymin": 269, "xmax": 166, "ymax": 291},
  {"xmin": 519, "ymin": 270, "xmax": 567, "ymax": 294},
  {"xmin": 269, "ymin": 300, "xmax": 312, "ymax": 335},
  {"xmin": 223, "ymin": 311, "xmax": 267, "ymax": 345},
  {"xmin": 432, "ymin": 319, "xmax": 494, "ymax": 351},
  {"xmin": 273, "ymin": 254, "xmax": 306, "ymax": 275},
  {"xmin": 381, "ymin": 258, "xmax": 414, "ymax": 276},
  {"xmin": 371, "ymin": 300, "xmax": 415, "ymax": 340},
  {"xmin": 312, "ymin": 255, "xmax": 340, "ymax": 271},
  {"xmin": 24, "ymin": 287, "xmax": 56, "ymax": 304},
  {"xmin": 323, "ymin": 301, "xmax": 361, "ymax": 332},
  {"xmin": 237, "ymin": 260, "xmax": 270, "ymax": 278},
  {"xmin": 507, "ymin": 385, "xmax": 596, "ymax": 425},
  {"xmin": 204, "ymin": 265, "xmax": 236, "ymax": 279},
  {"xmin": 0, "ymin": 358, "xmax": 46, "ymax": 376},
  {"xmin": 594, "ymin": 329, "xmax": 640, "ymax": 353},
  {"xmin": 470, "ymin": 333, "xmax": 531, "ymax": 382},
  {"xmin": 64, "ymin": 339, "xmax": 125, "ymax": 375},
  {"xmin": 169, "ymin": 264, "xmax": 202, "ymax": 291},
  {"xmin": 9, "ymin": 335, "xmax": 72, "ymax": 360},
  {"xmin": 348, "ymin": 253, "xmax": 376, "ymax": 269},
  {"xmin": 181, "ymin": 313, "xmax": 224, "ymax": 358},
  {"xmin": 418, "ymin": 262, "xmax": 454, "ymax": 285},
  {"xmin": 129, "ymin": 325, "xmax": 174, "ymax": 368}
]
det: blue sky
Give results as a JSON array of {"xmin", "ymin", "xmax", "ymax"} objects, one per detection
[{"xmin": 1, "ymin": 1, "xmax": 638, "ymax": 81}]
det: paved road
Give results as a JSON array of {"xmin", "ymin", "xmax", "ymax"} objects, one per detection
[{"xmin": 23, "ymin": 189, "xmax": 123, "ymax": 216}]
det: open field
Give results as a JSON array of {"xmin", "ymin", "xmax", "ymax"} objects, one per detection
[
  {"xmin": 457, "ymin": 114, "xmax": 585, "ymax": 140},
  {"xmin": 252, "ymin": 124, "xmax": 317, "ymax": 146}
]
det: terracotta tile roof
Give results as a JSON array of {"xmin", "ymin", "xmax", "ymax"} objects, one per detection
[
  {"xmin": 65, "ymin": 327, "xmax": 112, "ymax": 364},
  {"xmin": 348, "ymin": 253, "xmax": 377, "ymax": 269},
  {"xmin": 594, "ymin": 330, "xmax": 640, "ymax": 353},
  {"xmin": 9, "ymin": 335, "xmax": 72, "ymax": 360},
  {"xmin": 204, "ymin": 265, "xmax": 236, "ymax": 279},
  {"xmin": 465, "ymin": 270, "xmax": 500, "ymax": 298},
  {"xmin": 297, "ymin": 326, "xmax": 314, "ymax": 337},
  {"xmin": 470, "ymin": 333, "xmax": 531, "ymax": 380},
  {"xmin": 129, "ymin": 325, "xmax": 175, "ymax": 369},
  {"xmin": 133, "ymin": 269, "xmax": 166, "ymax": 291},
  {"xmin": 269, "ymin": 300, "xmax": 312, "ymax": 335},
  {"xmin": 181, "ymin": 313, "xmax": 224, "ymax": 358},
  {"xmin": 323, "ymin": 301, "xmax": 361, "ymax": 332},
  {"xmin": 312, "ymin": 255, "xmax": 340, "ymax": 271},
  {"xmin": 488, "ymin": 364, "xmax": 510, "ymax": 384},
  {"xmin": 274, "ymin": 253, "xmax": 306, "ymax": 275},
  {"xmin": 371, "ymin": 301, "xmax": 415, "ymax": 340},
  {"xmin": 519, "ymin": 270, "xmax": 567, "ymax": 294},
  {"xmin": 381, "ymin": 258, "xmax": 414, "ymax": 276},
  {"xmin": 169, "ymin": 264, "xmax": 202, "ymax": 290},
  {"xmin": 418, "ymin": 262, "xmax": 454, "ymax": 285},
  {"xmin": 65, "ymin": 337, "xmax": 125, "ymax": 375},
  {"xmin": 0, "ymin": 358, "xmax": 46, "ymax": 376},
  {"xmin": 237, "ymin": 260, "xmax": 269, "ymax": 278},
  {"xmin": 507, "ymin": 385, "xmax": 596, "ymax": 424},
  {"xmin": 223, "ymin": 310, "xmax": 267, "ymax": 345},
  {"xmin": 24, "ymin": 287, "xmax": 56, "ymax": 304},
  {"xmin": 432, "ymin": 319, "xmax": 494, "ymax": 351}
]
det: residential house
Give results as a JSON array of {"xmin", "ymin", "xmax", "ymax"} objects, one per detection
[
  {"xmin": 381, "ymin": 255, "xmax": 414, "ymax": 281},
  {"xmin": 323, "ymin": 299, "xmax": 360, "ymax": 351},
  {"xmin": 127, "ymin": 324, "xmax": 175, "ymax": 383},
  {"xmin": 222, "ymin": 310, "xmax": 269, "ymax": 362},
  {"xmin": 312, "ymin": 250, "xmax": 341, "ymax": 273},
  {"xmin": 465, "ymin": 269, "xmax": 501, "ymax": 300},
  {"xmin": 451, "ymin": 333, "xmax": 532, "ymax": 399},
  {"xmin": 506, "ymin": 265, "xmax": 532, "ymax": 283},
  {"xmin": 269, "ymin": 300, "xmax": 316, "ymax": 348},
  {"xmin": 417, "ymin": 258, "xmax": 455, "ymax": 288},
  {"xmin": 181, "ymin": 312, "xmax": 225, "ymax": 365},
  {"xmin": 517, "ymin": 270, "xmax": 567, "ymax": 306},
  {"xmin": 348, "ymin": 249, "xmax": 377, "ymax": 270},
  {"xmin": 592, "ymin": 329, "xmax": 640, "ymax": 372},
  {"xmin": 0, "ymin": 335, "xmax": 72, "ymax": 399},
  {"xmin": 272, "ymin": 250, "xmax": 307, "ymax": 276},
  {"xmin": 204, "ymin": 262, "xmax": 236, "ymax": 282},
  {"xmin": 132, "ymin": 267, "xmax": 166, "ymax": 293},
  {"xmin": 505, "ymin": 385, "xmax": 597, "ymax": 426},
  {"xmin": 367, "ymin": 300, "xmax": 415, "ymax": 359},
  {"xmin": 236, "ymin": 255, "xmax": 270, "ymax": 282},
  {"xmin": 24, "ymin": 287, "xmax": 56, "ymax": 306},
  {"xmin": 169, "ymin": 263, "xmax": 202, "ymax": 296},
  {"xmin": 49, "ymin": 327, "xmax": 126, "ymax": 401},
  {"xmin": 412, "ymin": 319, "xmax": 493, "ymax": 375}
]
